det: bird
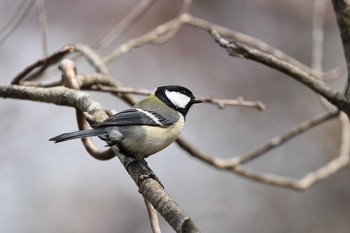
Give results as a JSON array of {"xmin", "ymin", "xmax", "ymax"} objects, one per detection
[{"xmin": 49, "ymin": 85, "xmax": 202, "ymax": 160}]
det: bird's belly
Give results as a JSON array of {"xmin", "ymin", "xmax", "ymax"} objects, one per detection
[{"xmin": 119, "ymin": 116, "xmax": 184, "ymax": 158}]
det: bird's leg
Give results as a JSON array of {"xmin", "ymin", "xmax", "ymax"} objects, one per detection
[
  {"xmin": 124, "ymin": 156, "xmax": 164, "ymax": 188},
  {"xmin": 138, "ymin": 160, "xmax": 164, "ymax": 189}
]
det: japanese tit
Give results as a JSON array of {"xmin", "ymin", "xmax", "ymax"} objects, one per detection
[{"xmin": 49, "ymin": 85, "xmax": 202, "ymax": 159}]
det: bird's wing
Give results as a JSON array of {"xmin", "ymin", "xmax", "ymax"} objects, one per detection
[{"xmin": 93, "ymin": 108, "xmax": 178, "ymax": 128}]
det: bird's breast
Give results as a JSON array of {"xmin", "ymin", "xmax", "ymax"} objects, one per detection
[{"xmin": 119, "ymin": 114, "xmax": 184, "ymax": 159}]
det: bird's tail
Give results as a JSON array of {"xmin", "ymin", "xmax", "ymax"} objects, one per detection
[{"xmin": 49, "ymin": 128, "xmax": 107, "ymax": 143}]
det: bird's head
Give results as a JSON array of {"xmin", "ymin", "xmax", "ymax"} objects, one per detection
[{"xmin": 154, "ymin": 85, "xmax": 202, "ymax": 116}]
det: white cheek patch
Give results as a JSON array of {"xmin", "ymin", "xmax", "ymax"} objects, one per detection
[{"xmin": 165, "ymin": 90, "xmax": 191, "ymax": 108}]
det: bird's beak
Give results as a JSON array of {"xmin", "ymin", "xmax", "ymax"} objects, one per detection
[{"xmin": 192, "ymin": 98, "xmax": 203, "ymax": 104}]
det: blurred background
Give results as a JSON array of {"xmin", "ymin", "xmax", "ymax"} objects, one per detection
[{"xmin": 1, "ymin": 0, "xmax": 349, "ymax": 232}]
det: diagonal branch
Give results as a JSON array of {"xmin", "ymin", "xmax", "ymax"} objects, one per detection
[
  {"xmin": 208, "ymin": 28, "xmax": 350, "ymax": 114},
  {"xmin": 11, "ymin": 46, "xmax": 74, "ymax": 84},
  {"xmin": 115, "ymin": 153, "xmax": 200, "ymax": 233},
  {"xmin": 186, "ymin": 15, "xmax": 346, "ymax": 81},
  {"xmin": 177, "ymin": 111, "xmax": 338, "ymax": 168},
  {"xmin": 94, "ymin": 0, "xmax": 156, "ymax": 50}
]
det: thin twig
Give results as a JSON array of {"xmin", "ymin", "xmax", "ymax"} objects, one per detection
[
  {"xmin": 103, "ymin": 14, "xmax": 190, "ymax": 63},
  {"xmin": 144, "ymin": 198, "xmax": 161, "ymax": 233},
  {"xmin": 11, "ymin": 43, "xmax": 113, "ymax": 84},
  {"xmin": 0, "ymin": 0, "xmax": 34, "ymax": 46},
  {"xmin": 295, "ymin": 112, "xmax": 350, "ymax": 189},
  {"xmin": 311, "ymin": 0, "xmax": 335, "ymax": 112},
  {"xmin": 152, "ymin": 0, "xmax": 192, "ymax": 44},
  {"xmin": 177, "ymin": 111, "xmax": 338, "ymax": 168},
  {"xmin": 95, "ymin": 0, "xmax": 156, "ymax": 50},
  {"xmin": 12, "ymin": 43, "xmax": 130, "ymax": 92},
  {"xmin": 226, "ymin": 111, "xmax": 339, "ymax": 166},
  {"xmin": 17, "ymin": 73, "xmax": 116, "ymax": 88},
  {"xmin": 91, "ymin": 85, "xmax": 153, "ymax": 96},
  {"xmin": 36, "ymin": 0, "xmax": 48, "ymax": 57},
  {"xmin": 200, "ymin": 95, "xmax": 265, "ymax": 111},
  {"xmin": 11, "ymin": 46, "xmax": 74, "ymax": 84},
  {"xmin": 311, "ymin": 0, "xmax": 326, "ymax": 72},
  {"xmin": 321, "ymin": 64, "xmax": 346, "ymax": 80},
  {"xmin": 72, "ymin": 43, "xmax": 110, "ymax": 75},
  {"xmin": 101, "ymin": 0, "xmax": 192, "ymax": 61}
]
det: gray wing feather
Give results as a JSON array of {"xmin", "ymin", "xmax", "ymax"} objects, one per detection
[{"xmin": 93, "ymin": 108, "xmax": 177, "ymax": 127}]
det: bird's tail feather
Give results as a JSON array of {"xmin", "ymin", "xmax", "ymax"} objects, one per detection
[{"xmin": 49, "ymin": 128, "xmax": 107, "ymax": 143}]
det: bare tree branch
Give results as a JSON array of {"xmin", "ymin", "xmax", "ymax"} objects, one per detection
[
  {"xmin": 227, "ymin": 111, "xmax": 339, "ymax": 166},
  {"xmin": 114, "ymin": 153, "xmax": 200, "ymax": 233},
  {"xmin": 12, "ymin": 43, "xmax": 111, "ymax": 84},
  {"xmin": 0, "ymin": 84, "xmax": 108, "ymax": 122},
  {"xmin": 199, "ymin": 95, "xmax": 265, "ymax": 111},
  {"xmin": 102, "ymin": 11, "xmax": 346, "ymax": 83},
  {"xmin": 208, "ymin": 28, "xmax": 350, "ymax": 114},
  {"xmin": 186, "ymin": 15, "xmax": 346, "ymax": 81}
]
